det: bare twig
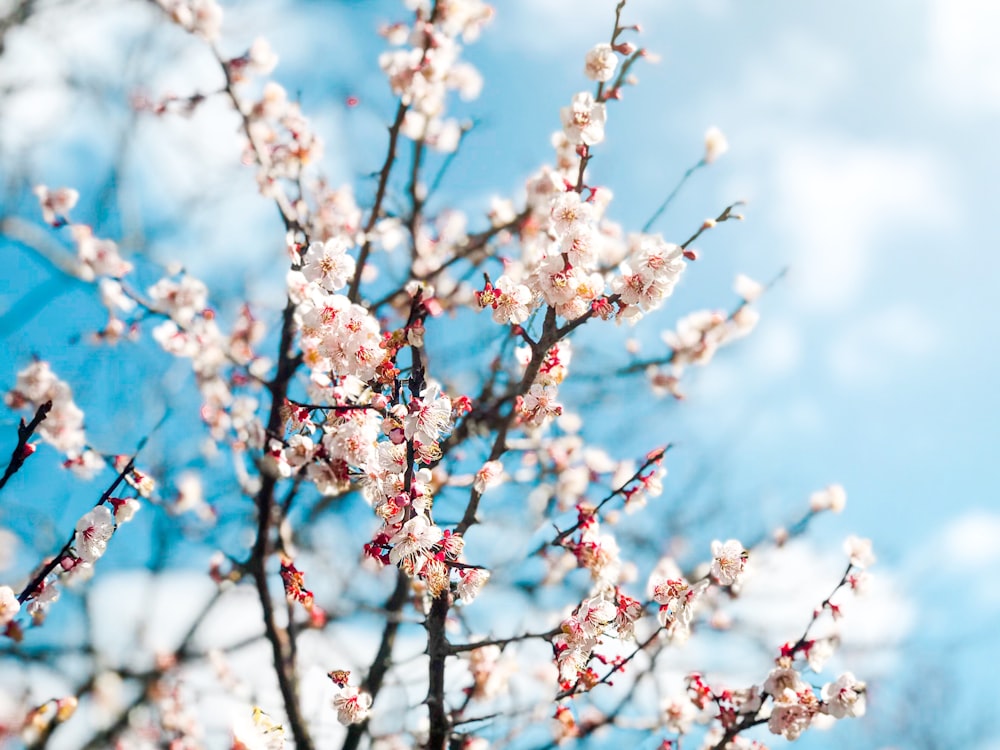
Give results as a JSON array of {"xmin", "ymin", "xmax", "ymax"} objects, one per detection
[{"xmin": 0, "ymin": 400, "xmax": 51, "ymax": 493}]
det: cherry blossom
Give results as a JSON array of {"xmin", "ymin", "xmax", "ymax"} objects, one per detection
[
  {"xmin": 70, "ymin": 225, "xmax": 132, "ymax": 280},
  {"xmin": 768, "ymin": 687, "xmax": 816, "ymax": 740},
  {"xmin": 0, "ymin": 586, "xmax": 18, "ymax": 626},
  {"xmin": 6, "ymin": 361, "xmax": 89, "ymax": 455},
  {"xmin": 74, "ymin": 506, "xmax": 115, "ymax": 564},
  {"xmin": 332, "ymin": 686, "xmax": 372, "ymax": 726},
  {"xmin": 662, "ymin": 694, "xmax": 697, "ymax": 733},
  {"xmin": 404, "ymin": 387, "xmax": 453, "ymax": 446},
  {"xmin": 710, "ymin": 539, "xmax": 748, "ymax": 586},
  {"xmin": 0, "ymin": 5, "xmax": 877, "ymax": 748},
  {"xmin": 456, "ymin": 568, "xmax": 490, "ymax": 603},
  {"xmin": 560, "ymin": 92, "xmax": 607, "ymax": 146},
  {"xmin": 33, "ymin": 185, "xmax": 78, "ymax": 225},
  {"xmin": 821, "ymin": 672, "xmax": 867, "ymax": 718},
  {"xmin": 301, "ymin": 238, "xmax": 356, "ymax": 292},
  {"xmin": 231, "ymin": 706, "xmax": 285, "ymax": 750},
  {"xmin": 473, "ymin": 460, "xmax": 504, "ymax": 494},
  {"xmin": 388, "ymin": 515, "xmax": 443, "ymax": 567},
  {"xmin": 584, "ymin": 43, "xmax": 618, "ymax": 82},
  {"xmin": 844, "ymin": 535, "xmax": 876, "ymax": 568}
]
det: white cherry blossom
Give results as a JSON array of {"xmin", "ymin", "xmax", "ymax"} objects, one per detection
[
  {"xmin": 33, "ymin": 185, "xmax": 78, "ymax": 225},
  {"xmin": 710, "ymin": 538, "xmax": 747, "ymax": 585},
  {"xmin": 388, "ymin": 515, "xmax": 443, "ymax": 566},
  {"xmin": 822, "ymin": 673, "xmax": 867, "ymax": 718},
  {"xmin": 844, "ymin": 535, "xmax": 876, "ymax": 568},
  {"xmin": 560, "ymin": 92, "xmax": 607, "ymax": 146},
  {"xmin": 301, "ymin": 238, "xmax": 356, "ymax": 292},
  {"xmin": 0, "ymin": 586, "xmax": 19, "ymax": 625},
  {"xmin": 74, "ymin": 506, "xmax": 115, "ymax": 564},
  {"xmin": 333, "ymin": 686, "xmax": 372, "ymax": 725},
  {"xmin": 584, "ymin": 43, "xmax": 618, "ymax": 82}
]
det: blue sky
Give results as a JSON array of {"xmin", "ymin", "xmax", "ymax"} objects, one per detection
[{"xmin": 1, "ymin": 0, "xmax": 998, "ymax": 747}]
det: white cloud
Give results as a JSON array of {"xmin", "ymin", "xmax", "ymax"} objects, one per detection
[
  {"xmin": 937, "ymin": 511, "xmax": 1000, "ymax": 569},
  {"xmin": 925, "ymin": 0, "xmax": 1000, "ymax": 113},
  {"xmin": 828, "ymin": 305, "xmax": 939, "ymax": 385},
  {"xmin": 772, "ymin": 139, "xmax": 952, "ymax": 311}
]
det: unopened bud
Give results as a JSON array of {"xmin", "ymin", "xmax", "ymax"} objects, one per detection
[
  {"xmin": 701, "ymin": 218, "xmax": 717, "ymax": 231},
  {"xmin": 683, "ymin": 248, "xmax": 699, "ymax": 261}
]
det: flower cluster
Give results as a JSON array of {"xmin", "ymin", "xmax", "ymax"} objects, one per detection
[
  {"xmin": 5, "ymin": 360, "xmax": 103, "ymax": 476},
  {"xmin": 380, "ymin": 1, "xmax": 491, "ymax": 153}
]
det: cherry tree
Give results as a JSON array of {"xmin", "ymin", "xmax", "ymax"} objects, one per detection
[{"xmin": 0, "ymin": 1, "xmax": 876, "ymax": 748}]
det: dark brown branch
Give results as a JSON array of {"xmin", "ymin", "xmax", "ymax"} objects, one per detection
[
  {"xmin": 425, "ymin": 592, "xmax": 452, "ymax": 750},
  {"xmin": 341, "ymin": 569, "xmax": 411, "ymax": 750},
  {"xmin": 247, "ymin": 296, "xmax": 315, "ymax": 750},
  {"xmin": 0, "ymin": 400, "xmax": 51, "ymax": 493},
  {"xmin": 349, "ymin": 99, "xmax": 409, "ymax": 303},
  {"xmin": 16, "ymin": 420, "xmax": 162, "ymax": 605},
  {"xmin": 533, "ymin": 444, "xmax": 671, "ymax": 556},
  {"xmin": 449, "ymin": 626, "xmax": 561, "ymax": 655}
]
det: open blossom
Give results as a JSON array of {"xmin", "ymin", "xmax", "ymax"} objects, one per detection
[
  {"xmin": 0, "ymin": 585, "xmax": 19, "ymax": 625},
  {"xmin": 560, "ymin": 92, "xmax": 606, "ymax": 146},
  {"xmin": 662, "ymin": 310, "xmax": 728, "ymax": 369},
  {"xmin": 157, "ymin": 0, "xmax": 223, "ymax": 41},
  {"xmin": 388, "ymin": 515, "xmax": 443, "ymax": 566},
  {"xmin": 710, "ymin": 539, "xmax": 747, "ymax": 586},
  {"xmin": 232, "ymin": 706, "xmax": 285, "ymax": 750},
  {"xmin": 473, "ymin": 460, "xmax": 504, "ymax": 494},
  {"xmin": 844, "ymin": 535, "xmax": 876, "ymax": 568},
  {"xmin": 651, "ymin": 576, "xmax": 705, "ymax": 639},
  {"xmin": 404, "ymin": 387, "xmax": 453, "ymax": 446},
  {"xmin": 822, "ymin": 672, "xmax": 867, "ymax": 718},
  {"xmin": 489, "ymin": 276, "xmax": 533, "ymax": 325},
  {"xmin": 764, "ymin": 665, "xmax": 808, "ymax": 696},
  {"xmin": 549, "ymin": 192, "xmax": 594, "ymax": 235},
  {"xmin": 333, "ymin": 686, "xmax": 372, "ymax": 726},
  {"xmin": 584, "ymin": 43, "xmax": 617, "ymax": 82},
  {"xmin": 247, "ymin": 37, "xmax": 278, "ymax": 76},
  {"xmin": 613, "ymin": 236, "xmax": 686, "ymax": 315},
  {"xmin": 662, "ymin": 694, "xmax": 697, "ymax": 734},
  {"xmin": 74, "ymin": 506, "xmax": 115, "ymax": 563},
  {"xmin": 148, "ymin": 275, "xmax": 208, "ymax": 326},
  {"xmin": 33, "ymin": 185, "xmax": 78, "ymax": 225},
  {"xmin": 6, "ymin": 361, "xmax": 88, "ymax": 455},
  {"xmin": 71, "ymin": 225, "xmax": 132, "ymax": 280},
  {"xmin": 301, "ymin": 238, "xmax": 356, "ymax": 292},
  {"xmin": 456, "ymin": 568, "xmax": 490, "ymax": 603},
  {"xmin": 518, "ymin": 383, "xmax": 563, "ymax": 427},
  {"xmin": 768, "ymin": 688, "xmax": 816, "ymax": 741}
]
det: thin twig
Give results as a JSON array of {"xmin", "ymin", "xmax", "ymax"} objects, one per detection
[{"xmin": 0, "ymin": 400, "xmax": 51, "ymax": 493}]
